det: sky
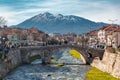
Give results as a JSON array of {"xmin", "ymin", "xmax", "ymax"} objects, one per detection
[{"xmin": 0, "ymin": 0, "xmax": 120, "ymax": 26}]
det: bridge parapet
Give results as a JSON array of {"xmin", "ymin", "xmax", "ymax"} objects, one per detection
[{"xmin": 20, "ymin": 45, "xmax": 104, "ymax": 64}]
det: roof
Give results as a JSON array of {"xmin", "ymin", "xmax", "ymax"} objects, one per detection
[
  {"xmin": 100, "ymin": 25, "xmax": 120, "ymax": 32},
  {"xmin": 29, "ymin": 27, "xmax": 39, "ymax": 33},
  {"xmin": 99, "ymin": 26, "xmax": 108, "ymax": 30},
  {"xmin": 86, "ymin": 30, "xmax": 98, "ymax": 36},
  {"xmin": 29, "ymin": 27, "xmax": 38, "ymax": 31}
]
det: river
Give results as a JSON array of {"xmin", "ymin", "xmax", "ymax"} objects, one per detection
[{"xmin": 3, "ymin": 49, "xmax": 90, "ymax": 80}]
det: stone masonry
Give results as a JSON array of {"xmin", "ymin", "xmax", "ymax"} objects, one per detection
[
  {"xmin": 0, "ymin": 45, "xmax": 104, "ymax": 79},
  {"xmin": 91, "ymin": 50, "xmax": 120, "ymax": 79},
  {"xmin": 0, "ymin": 49, "xmax": 22, "ymax": 79}
]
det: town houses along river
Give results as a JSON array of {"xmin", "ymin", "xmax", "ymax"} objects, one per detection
[{"xmin": 3, "ymin": 49, "xmax": 90, "ymax": 80}]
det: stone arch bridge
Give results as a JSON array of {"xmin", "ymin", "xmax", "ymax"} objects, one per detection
[{"xmin": 20, "ymin": 45, "xmax": 104, "ymax": 64}]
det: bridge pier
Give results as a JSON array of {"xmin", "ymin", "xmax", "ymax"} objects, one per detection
[
  {"xmin": 41, "ymin": 52, "xmax": 51, "ymax": 65},
  {"xmin": 41, "ymin": 58, "xmax": 46, "ymax": 65},
  {"xmin": 41, "ymin": 58, "xmax": 51, "ymax": 65}
]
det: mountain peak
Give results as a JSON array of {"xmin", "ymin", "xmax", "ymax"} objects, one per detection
[
  {"xmin": 37, "ymin": 12, "xmax": 53, "ymax": 17},
  {"xmin": 17, "ymin": 12, "xmax": 107, "ymax": 34},
  {"xmin": 56, "ymin": 14, "xmax": 63, "ymax": 17},
  {"xmin": 42, "ymin": 12, "xmax": 64, "ymax": 18},
  {"xmin": 35, "ymin": 12, "xmax": 55, "ymax": 20},
  {"xmin": 43, "ymin": 12, "xmax": 53, "ymax": 15}
]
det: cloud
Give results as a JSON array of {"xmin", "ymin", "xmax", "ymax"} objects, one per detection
[
  {"xmin": 0, "ymin": 5, "xmax": 50, "ymax": 25},
  {"xmin": 74, "ymin": 1, "xmax": 120, "ymax": 24},
  {"xmin": 0, "ymin": 0, "xmax": 120, "ymax": 25}
]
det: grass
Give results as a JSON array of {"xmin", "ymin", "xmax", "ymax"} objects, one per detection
[
  {"xmin": 51, "ymin": 58, "xmax": 57, "ymax": 62},
  {"xmin": 50, "ymin": 58, "xmax": 64, "ymax": 67},
  {"xmin": 29, "ymin": 55, "xmax": 41, "ymax": 62},
  {"xmin": 116, "ymin": 48, "xmax": 120, "ymax": 52},
  {"xmin": 57, "ymin": 63, "xmax": 65, "ymax": 67},
  {"xmin": 68, "ymin": 50, "xmax": 81, "ymax": 59},
  {"xmin": 86, "ymin": 67, "xmax": 119, "ymax": 80},
  {"xmin": 0, "ymin": 54, "xmax": 7, "ymax": 60},
  {"xmin": 106, "ymin": 47, "xmax": 116, "ymax": 53}
]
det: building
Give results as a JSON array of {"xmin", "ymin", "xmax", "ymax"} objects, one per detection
[
  {"xmin": 86, "ymin": 30, "xmax": 98, "ymax": 46},
  {"xmin": 107, "ymin": 28, "xmax": 120, "ymax": 48},
  {"xmin": 49, "ymin": 33, "xmax": 62, "ymax": 37},
  {"xmin": 98, "ymin": 25, "xmax": 120, "ymax": 48},
  {"xmin": 98, "ymin": 26, "xmax": 109, "ymax": 44},
  {"xmin": 0, "ymin": 27, "xmax": 47, "ymax": 46}
]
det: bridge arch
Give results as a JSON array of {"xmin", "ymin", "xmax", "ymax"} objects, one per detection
[
  {"xmin": 28, "ymin": 54, "xmax": 41, "ymax": 62},
  {"xmin": 50, "ymin": 48, "xmax": 88, "ymax": 64}
]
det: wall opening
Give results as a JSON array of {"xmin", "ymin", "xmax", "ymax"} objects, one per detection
[{"xmin": 28, "ymin": 55, "xmax": 41, "ymax": 64}]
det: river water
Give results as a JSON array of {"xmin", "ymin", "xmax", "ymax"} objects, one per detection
[{"xmin": 3, "ymin": 49, "xmax": 90, "ymax": 80}]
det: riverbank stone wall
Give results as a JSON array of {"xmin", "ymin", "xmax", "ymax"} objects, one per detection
[
  {"xmin": 91, "ymin": 50, "xmax": 120, "ymax": 79},
  {"xmin": 0, "ymin": 49, "xmax": 22, "ymax": 79}
]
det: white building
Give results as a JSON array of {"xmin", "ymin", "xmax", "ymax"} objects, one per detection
[{"xmin": 98, "ymin": 25, "xmax": 120, "ymax": 48}]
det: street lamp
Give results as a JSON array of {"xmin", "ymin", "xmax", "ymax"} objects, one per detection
[
  {"xmin": 1, "ymin": 35, "xmax": 8, "ymax": 48},
  {"xmin": 1, "ymin": 37, "xmax": 6, "ymax": 44}
]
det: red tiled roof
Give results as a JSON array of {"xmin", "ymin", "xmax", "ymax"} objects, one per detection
[
  {"xmin": 99, "ymin": 26, "xmax": 108, "ymax": 30},
  {"xmin": 100, "ymin": 25, "xmax": 120, "ymax": 32},
  {"xmin": 29, "ymin": 27, "xmax": 38, "ymax": 31},
  {"xmin": 86, "ymin": 30, "xmax": 98, "ymax": 36}
]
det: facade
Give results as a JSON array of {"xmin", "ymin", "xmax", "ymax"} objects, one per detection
[
  {"xmin": 98, "ymin": 25, "xmax": 120, "ymax": 48},
  {"xmin": 107, "ymin": 31, "xmax": 120, "ymax": 48},
  {"xmin": 0, "ymin": 27, "xmax": 47, "ymax": 46},
  {"xmin": 86, "ymin": 30, "xmax": 98, "ymax": 47},
  {"xmin": 112, "ymin": 31, "xmax": 120, "ymax": 48},
  {"xmin": 49, "ymin": 33, "xmax": 62, "ymax": 37},
  {"xmin": 97, "ymin": 26, "xmax": 108, "ymax": 44}
]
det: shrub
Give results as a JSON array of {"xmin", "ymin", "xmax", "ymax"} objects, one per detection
[
  {"xmin": 116, "ymin": 48, "xmax": 120, "ymax": 52},
  {"xmin": 29, "ymin": 55, "xmax": 41, "ymax": 62},
  {"xmin": 0, "ymin": 54, "xmax": 7, "ymax": 62},
  {"xmin": 106, "ymin": 47, "xmax": 115, "ymax": 53},
  {"xmin": 0, "ymin": 54, "xmax": 2, "ymax": 59}
]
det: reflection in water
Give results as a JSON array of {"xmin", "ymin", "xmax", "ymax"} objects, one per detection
[{"xmin": 4, "ymin": 49, "xmax": 90, "ymax": 80}]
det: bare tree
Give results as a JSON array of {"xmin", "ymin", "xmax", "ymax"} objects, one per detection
[{"xmin": 0, "ymin": 16, "xmax": 7, "ymax": 27}]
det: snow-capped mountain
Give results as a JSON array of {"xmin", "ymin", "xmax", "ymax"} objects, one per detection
[{"xmin": 16, "ymin": 12, "xmax": 107, "ymax": 34}]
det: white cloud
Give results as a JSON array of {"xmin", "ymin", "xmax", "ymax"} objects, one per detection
[
  {"xmin": 0, "ymin": 6, "xmax": 50, "ymax": 25},
  {"xmin": 0, "ymin": 0, "xmax": 120, "ymax": 25},
  {"xmin": 74, "ymin": 1, "xmax": 120, "ymax": 24}
]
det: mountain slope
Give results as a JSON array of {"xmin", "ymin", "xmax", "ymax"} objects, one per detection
[{"xmin": 17, "ymin": 12, "xmax": 107, "ymax": 34}]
